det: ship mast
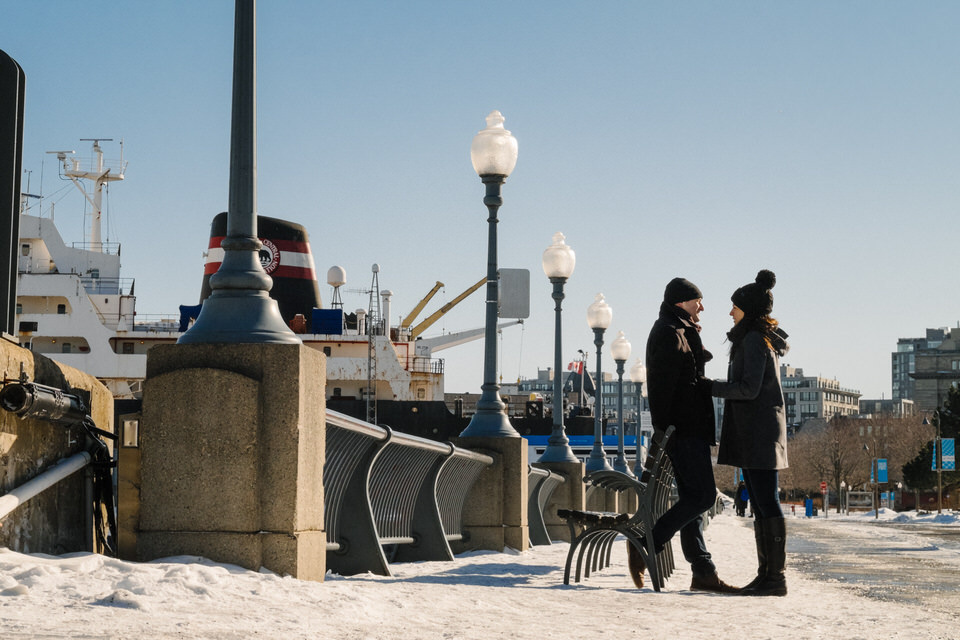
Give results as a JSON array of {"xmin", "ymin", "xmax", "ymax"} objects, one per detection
[{"xmin": 50, "ymin": 139, "xmax": 125, "ymax": 252}]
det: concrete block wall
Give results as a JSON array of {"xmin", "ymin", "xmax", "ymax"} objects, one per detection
[{"xmin": 0, "ymin": 338, "xmax": 114, "ymax": 554}]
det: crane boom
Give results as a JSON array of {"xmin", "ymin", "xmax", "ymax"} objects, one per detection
[
  {"xmin": 409, "ymin": 277, "xmax": 485, "ymax": 339},
  {"xmin": 401, "ymin": 280, "xmax": 444, "ymax": 328}
]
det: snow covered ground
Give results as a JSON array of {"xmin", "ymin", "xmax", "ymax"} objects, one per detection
[{"xmin": 0, "ymin": 508, "xmax": 957, "ymax": 639}]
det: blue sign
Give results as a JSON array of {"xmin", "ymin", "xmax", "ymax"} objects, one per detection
[
  {"xmin": 933, "ymin": 439, "xmax": 956, "ymax": 471},
  {"xmin": 871, "ymin": 458, "xmax": 888, "ymax": 484}
]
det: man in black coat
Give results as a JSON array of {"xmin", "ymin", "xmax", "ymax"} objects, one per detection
[{"xmin": 637, "ymin": 277, "xmax": 737, "ymax": 593}]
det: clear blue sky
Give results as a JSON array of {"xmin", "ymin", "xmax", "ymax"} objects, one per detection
[{"xmin": 4, "ymin": 1, "xmax": 959, "ymax": 400}]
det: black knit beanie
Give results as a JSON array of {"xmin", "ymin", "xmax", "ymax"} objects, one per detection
[
  {"xmin": 663, "ymin": 277, "xmax": 703, "ymax": 305},
  {"xmin": 731, "ymin": 270, "xmax": 776, "ymax": 318}
]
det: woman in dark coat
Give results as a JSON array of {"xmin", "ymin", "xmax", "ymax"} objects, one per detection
[{"xmin": 709, "ymin": 270, "xmax": 789, "ymax": 597}]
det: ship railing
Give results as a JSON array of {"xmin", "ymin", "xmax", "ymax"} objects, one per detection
[
  {"xmin": 70, "ymin": 241, "xmax": 121, "ymax": 256},
  {"xmin": 130, "ymin": 315, "xmax": 182, "ymax": 333},
  {"xmin": 80, "ymin": 276, "xmax": 133, "ymax": 296},
  {"xmin": 403, "ymin": 355, "xmax": 444, "ymax": 375},
  {"xmin": 324, "ymin": 408, "xmax": 492, "ymax": 577}
]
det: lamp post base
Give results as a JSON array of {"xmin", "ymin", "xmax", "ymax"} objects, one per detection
[
  {"xmin": 538, "ymin": 437, "xmax": 580, "ymax": 463},
  {"xmin": 460, "ymin": 409, "xmax": 519, "ymax": 438},
  {"xmin": 179, "ymin": 289, "xmax": 301, "ymax": 344}
]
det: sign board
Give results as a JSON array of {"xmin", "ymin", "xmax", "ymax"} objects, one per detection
[
  {"xmin": 933, "ymin": 438, "xmax": 956, "ymax": 471},
  {"xmin": 871, "ymin": 459, "xmax": 888, "ymax": 483},
  {"xmin": 819, "ymin": 481, "xmax": 827, "ymax": 494},
  {"xmin": 498, "ymin": 268, "xmax": 530, "ymax": 319}
]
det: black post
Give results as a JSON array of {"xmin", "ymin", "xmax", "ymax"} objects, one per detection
[
  {"xmin": 0, "ymin": 50, "xmax": 25, "ymax": 338},
  {"xmin": 539, "ymin": 277, "xmax": 577, "ymax": 462},
  {"xmin": 460, "ymin": 175, "xmax": 517, "ymax": 438},
  {"xmin": 178, "ymin": 0, "xmax": 299, "ymax": 345}
]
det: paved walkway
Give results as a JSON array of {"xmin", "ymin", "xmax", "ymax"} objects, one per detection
[{"xmin": 777, "ymin": 514, "xmax": 960, "ymax": 616}]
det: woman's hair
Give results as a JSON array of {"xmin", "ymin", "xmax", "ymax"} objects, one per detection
[{"xmin": 727, "ymin": 315, "xmax": 781, "ymax": 353}]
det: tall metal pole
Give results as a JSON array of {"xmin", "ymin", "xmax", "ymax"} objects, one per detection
[
  {"xmin": 936, "ymin": 409, "xmax": 943, "ymax": 514},
  {"xmin": 178, "ymin": 0, "xmax": 299, "ymax": 345},
  {"xmin": 612, "ymin": 358, "xmax": 631, "ymax": 475},
  {"xmin": 461, "ymin": 176, "xmax": 517, "ymax": 438},
  {"xmin": 585, "ymin": 328, "xmax": 611, "ymax": 472},
  {"xmin": 539, "ymin": 277, "xmax": 577, "ymax": 462}
]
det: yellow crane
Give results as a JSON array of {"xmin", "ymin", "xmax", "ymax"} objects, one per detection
[
  {"xmin": 409, "ymin": 277, "xmax": 486, "ymax": 340},
  {"xmin": 401, "ymin": 281, "xmax": 444, "ymax": 329}
]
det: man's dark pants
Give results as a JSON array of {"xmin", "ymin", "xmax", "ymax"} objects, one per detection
[{"xmin": 651, "ymin": 434, "xmax": 717, "ymax": 578}]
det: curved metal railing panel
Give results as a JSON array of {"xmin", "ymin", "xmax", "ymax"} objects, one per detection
[{"xmin": 324, "ymin": 409, "xmax": 493, "ymax": 575}]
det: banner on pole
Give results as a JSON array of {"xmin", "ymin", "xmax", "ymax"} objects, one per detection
[{"xmin": 934, "ymin": 438, "xmax": 956, "ymax": 471}]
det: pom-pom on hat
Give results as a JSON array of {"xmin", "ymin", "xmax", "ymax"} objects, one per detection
[
  {"xmin": 664, "ymin": 277, "xmax": 703, "ymax": 305},
  {"xmin": 731, "ymin": 270, "xmax": 776, "ymax": 318}
]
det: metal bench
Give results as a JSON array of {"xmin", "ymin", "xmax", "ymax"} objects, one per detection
[
  {"xmin": 558, "ymin": 426, "xmax": 676, "ymax": 591},
  {"xmin": 527, "ymin": 465, "xmax": 566, "ymax": 546},
  {"xmin": 323, "ymin": 409, "xmax": 493, "ymax": 576}
]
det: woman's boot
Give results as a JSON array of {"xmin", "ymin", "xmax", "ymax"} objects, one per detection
[
  {"xmin": 740, "ymin": 517, "xmax": 767, "ymax": 591},
  {"xmin": 741, "ymin": 516, "xmax": 787, "ymax": 597}
]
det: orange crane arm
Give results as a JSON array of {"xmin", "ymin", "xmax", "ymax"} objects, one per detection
[
  {"xmin": 409, "ymin": 277, "xmax": 486, "ymax": 339},
  {"xmin": 401, "ymin": 281, "xmax": 444, "ymax": 328}
]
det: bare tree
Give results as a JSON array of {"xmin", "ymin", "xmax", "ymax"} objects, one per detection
[{"xmin": 778, "ymin": 415, "xmax": 931, "ymax": 511}]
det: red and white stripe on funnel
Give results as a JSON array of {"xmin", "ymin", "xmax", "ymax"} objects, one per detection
[{"xmin": 204, "ymin": 236, "xmax": 316, "ymax": 280}]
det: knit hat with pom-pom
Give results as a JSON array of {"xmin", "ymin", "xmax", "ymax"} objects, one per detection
[{"xmin": 731, "ymin": 270, "xmax": 776, "ymax": 318}]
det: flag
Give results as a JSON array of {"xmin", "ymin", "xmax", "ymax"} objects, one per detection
[{"xmin": 567, "ymin": 361, "xmax": 583, "ymax": 374}]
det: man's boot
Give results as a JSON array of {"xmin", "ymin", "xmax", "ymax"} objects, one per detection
[
  {"xmin": 741, "ymin": 516, "xmax": 787, "ymax": 597},
  {"xmin": 626, "ymin": 540, "xmax": 645, "ymax": 589}
]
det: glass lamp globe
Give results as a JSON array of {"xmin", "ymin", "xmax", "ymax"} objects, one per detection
[
  {"xmin": 586, "ymin": 293, "xmax": 612, "ymax": 330},
  {"xmin": 470, "ymin": 110, "xmax": 519, "ymax": 177},
  {"xmin": 630, "ymin": 358, "xmax": 647, "ymax": 384},
  {"xmin": 542, "ymin": 232, "xmax": 575, "ymax": 280},
  {"xmin": 611, "ymin": 330, "xmax": 631, "ymax": 362}
]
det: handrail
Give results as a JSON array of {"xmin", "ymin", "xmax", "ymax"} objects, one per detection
[
  {"xmin": 0, "ymin": 452, "xmax": 92, "ymax": 520},
  {"xmin": 323, "ymin": 408, "xmax": 492, "ymax": 577}
]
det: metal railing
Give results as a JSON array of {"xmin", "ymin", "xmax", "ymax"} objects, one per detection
[
  {"xmin": 323, "ymin": 408, "xmax": 492, "ymax": 577},
  {"xmin": 527, "ymin": 465, "xmax": 566, "ymax": 546}
]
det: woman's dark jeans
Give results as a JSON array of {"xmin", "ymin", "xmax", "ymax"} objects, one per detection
[{"xmin": 741, "ymin": 468, "xmax": 783, "ymax": 519}]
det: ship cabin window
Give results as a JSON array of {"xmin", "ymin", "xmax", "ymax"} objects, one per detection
[
  {"xmin": 323, "ymin": 347, "xmax": 332, "ymax": 356},
  {"xmin": 122, "ymin": 342, "xmax": 135, "ymax": 354},
  {"xmin": 62, "ymin": 342, "xmax": 72, "ymax": 354},
  {"xmin": 15, "ymin": 303, "xmax": 21, "ymax": 315},
  {"xmin": 332, "ymin": 388, "xmax": 342, "ymax": 397},
  {"xmin": 417, "ymin": 388, "xmax": 425, "ymax": 399},
  {"xmin": 57, "ymin": 304, "xmax": 66, "ymax": 314},
  {"xmin": 20, "ymin": 244, "xmax": 29, "ymax": 256}
]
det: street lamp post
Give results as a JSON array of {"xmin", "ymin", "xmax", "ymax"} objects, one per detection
[
  {"xmin": 179, "ymin": 0, "xmax": 300, "ymax": 345},
  {"xmin": 538, "ymin": 232, "xmax": 578, "ymax": 463},
  {"xmin": 585, "ymin": 294, "xmax": 613, "ymax": 472},
  {"xmin": 460, "ymin": 111, "xmax": 519, "ymax": 438},
  {"xmin": 630, "ymin": 358, "xmax": 646, "ymax": 476},
  {"xmin": 611, "ymin": 331, "xmax": 632, "ymax": 476},
  {"xmin": 921, "ymin": 411, "xmax": 943, "ymax": 514},
  {"xmin": 840, "ymin": 481, "xmax": 846, "ymax": 515}
]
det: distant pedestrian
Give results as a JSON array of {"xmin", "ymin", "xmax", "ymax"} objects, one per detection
[
  {"xmin": 735, "ymin": 481, "xmax": 749, "ymax": 517},
  {"xmin": 708, "ymin": 270, "xmax": 789, "ymax": 597}
]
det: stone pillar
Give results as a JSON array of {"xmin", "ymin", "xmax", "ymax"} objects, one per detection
[
  {"xmin": 534, "ymin": 460, "xmax": 585, "ymax": 542},
  {"xmin": 137, "ymin": 343, "xmax": 326, "ymax": 581},
  {"xmin": 450, "ymin": 436, "xmax": 528, "ymax": 552}
]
